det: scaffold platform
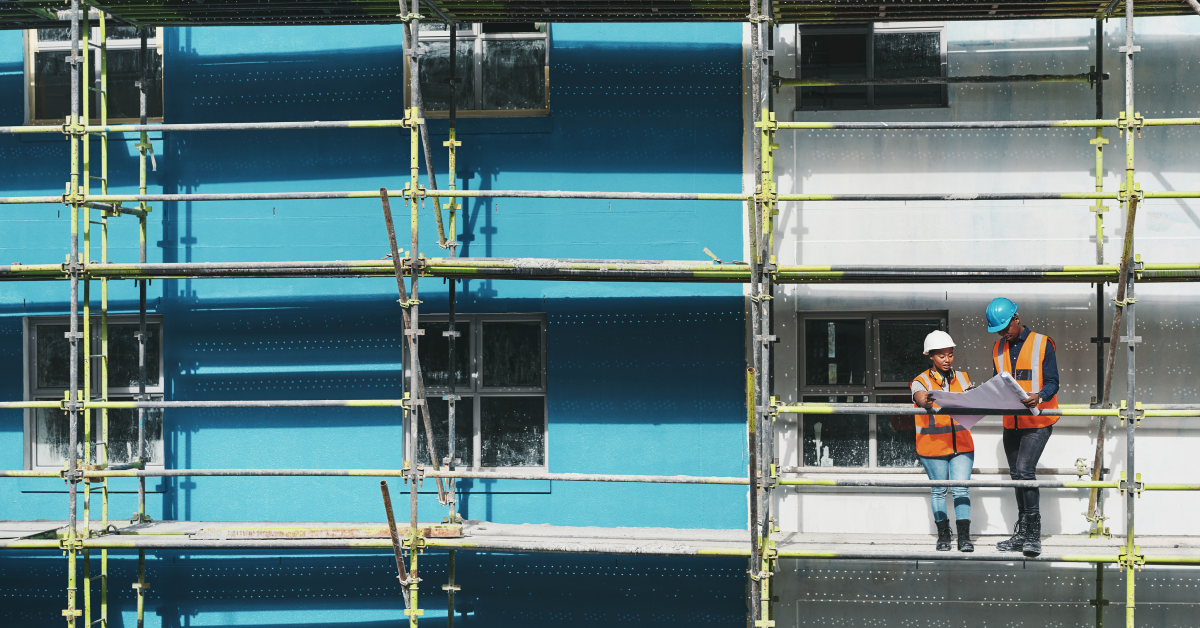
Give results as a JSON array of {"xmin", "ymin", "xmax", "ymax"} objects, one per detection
[{"xmin": 3, "ymin": 520, "xmax": 1198, "ymax": 565}]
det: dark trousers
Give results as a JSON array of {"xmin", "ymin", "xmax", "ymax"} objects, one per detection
[{"xmin": 1003, "ymin": 425, "xmax": 1053, "ymax": 516}]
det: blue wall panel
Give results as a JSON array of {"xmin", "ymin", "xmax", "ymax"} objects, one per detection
[{"xmin": 0, "ymin": 21, "xmax": 747, "ymax": 626}]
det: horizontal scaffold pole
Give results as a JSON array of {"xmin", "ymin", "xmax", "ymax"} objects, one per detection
[
  {"xmin": 2, "ymin": 261, "xmax": 1200, "ymax": 284},
  {"xmin": 776, "ymin": 403, "xmax": 1200, "ymax": 418},
  {"xmin": 4, "ymin": 468, "xmax": 1187, "ymax": 490},
  {"xmin": 778, "ymin": 73, "xmax": 1104, "ymax": 87},
  {"xmin": 0, "ymin": 190, "xmax": 751, "ymax": 204},
  {"xmin": 2, "ymin": 118, "xmax": 1196, "ymax": 135},
  {"xmin": 1, "ymin": 537, "xmax": 1190, "ymax": 564},
  {"xmin": 5, "ymin": 191, "xmax": 1200, "ymax": 206}
]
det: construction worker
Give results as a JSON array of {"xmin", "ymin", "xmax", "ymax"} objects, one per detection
[
  {"xmin": 986, "ymin": 297, "xmax": 1059, "ymax": 557},
  {"xmin": 911, "ymin": 330, "xmax": 975, "ymax": 552}
]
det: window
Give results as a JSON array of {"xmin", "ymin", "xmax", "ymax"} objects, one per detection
[
  {"xmin": 25, "ymin": 16, "xmax": 163, "ymax": 125},
  {"xmin": 798, "ymin": 312, "xmax": 946, "ymax": 469},
  {"xmin": 411, "ymin": 314, "xmax": 547, "ymax": 468},
  {"xmin": 797, "ymin": 23, "xmax": 946, "ymax": 111},
  {"xmin": 25, "ymin": 316, "xmax": 165, "ymax": 469},
  {"xmin": 409, "ymin": 23, "xmax": 549, "ymax": 117}
]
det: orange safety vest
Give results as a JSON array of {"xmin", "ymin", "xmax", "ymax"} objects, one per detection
[
  {"xmin": 992, "ymin": 332, "xmax": 1060, "ymax": 429},
  {"xmin": 911, "ymin": 368, "xmax": 975, "ymax": 458}
]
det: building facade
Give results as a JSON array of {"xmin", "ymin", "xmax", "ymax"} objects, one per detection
[{"xmin": 1, "ymin": 7, "xmax": 1198, "ymax": 628}]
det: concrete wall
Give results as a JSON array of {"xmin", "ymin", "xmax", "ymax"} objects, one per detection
[{"xmin": 0, "ymin": 22, "xmax": 752, "ymax": 626}]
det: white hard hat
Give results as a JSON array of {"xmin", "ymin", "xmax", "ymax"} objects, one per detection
[{"xmin": 923, "ymin": 330, "xmax": 956, "ymax": 355}]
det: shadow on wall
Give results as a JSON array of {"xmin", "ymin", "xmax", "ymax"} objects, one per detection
[{"xmin": 1, "ymin": 552, "xmax": 747, "ymax": 627}]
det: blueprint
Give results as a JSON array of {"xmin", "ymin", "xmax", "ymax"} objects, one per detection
[{"xmin": 927, "ymin": 372, "xmax": 1037, "ymax": 430}]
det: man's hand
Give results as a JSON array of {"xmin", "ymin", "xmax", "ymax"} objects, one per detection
[{"xmin": 1022, "ymin": 393, "xmax": 1041, "ymax": 408}]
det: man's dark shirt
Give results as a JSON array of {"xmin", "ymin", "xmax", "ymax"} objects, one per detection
[{"xmin": 993, "ymin": 325, "xmax": 1059, "ymax": 401}]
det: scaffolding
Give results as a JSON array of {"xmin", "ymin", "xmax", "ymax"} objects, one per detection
[{"xmin": 2, "ymin": 1, "xmax": 1200, "ymax": 627}]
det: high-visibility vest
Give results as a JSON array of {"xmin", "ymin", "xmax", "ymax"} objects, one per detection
[
  {"xmin": 992, "ymin": 332, "xmax": 1060, "ymax": 429},
  {"xmin": 910, "ymin": 368, "xmax": 975, "ymax": 458}
]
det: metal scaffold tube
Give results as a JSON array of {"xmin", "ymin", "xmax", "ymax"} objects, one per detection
[
  {"xmin": 6, "ymin": 259, "xmax": 1200, "ymax": 284},
  {"xmin": 1120, "ymin": 4, "xmax": 1140, "ymax": 624},
  {"xmin": 777, "ymin": 72, "xmax": 1105, "ymax": 87},
  {"xmin": 65, "ymin": 1, "xmax": 82, "ymax": 624}
]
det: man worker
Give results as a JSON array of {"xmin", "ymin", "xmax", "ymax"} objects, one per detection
[{"xmin": 986, "ymin": 297, "xmax": 1059, "ymax": 557}]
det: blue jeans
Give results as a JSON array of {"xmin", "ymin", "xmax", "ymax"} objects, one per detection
[{"xmin": 920, "ymin": 452, "xmax": 974, "ymax": 522}]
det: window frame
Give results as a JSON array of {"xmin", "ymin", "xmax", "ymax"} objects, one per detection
[
  {"xmin": 23, "ymin": 21, "xmax": 165, "ymax": 126},
  {"xmin": 796, "ymin": 22, "xmax": 948, "ymax": 112},
  {"xmin": 797, "ymin": 310, "xmax": 948, "ymax": 469},
  {"xmin": 413, "ymin": 312, "xmax": 548, "ymax": 470},
  {"xmin": 23, "ymin": 314, "xmax": 166, "ymax": 470},
  {"xmin": 407, "ymin": 22, "xmax": 550, "ymax": 118}
]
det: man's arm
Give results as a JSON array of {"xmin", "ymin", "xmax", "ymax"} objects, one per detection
[{"xmin": 1039, "ymin": 339, "xmax": 1059, "ymax": 401}]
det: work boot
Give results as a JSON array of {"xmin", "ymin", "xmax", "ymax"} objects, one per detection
[
  {"xmin": 996, "ymin": 515, "xmax": 1027, "ymax": 552},
  {"xmin": 1022, "ymin": 513, "xmax": 1042, "ymax": 557},
  {"xmin": 936, "ymin": 520, "xmax": 952, "ymax": 551},
  {"xmin": 956, "ymin": 520, "xmax": 974, "ymax": 552}
]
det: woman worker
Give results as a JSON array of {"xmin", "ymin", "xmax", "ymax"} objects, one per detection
[{"xmin": 910, "ymin": 330, "xmax": 975, "ymax": 552}]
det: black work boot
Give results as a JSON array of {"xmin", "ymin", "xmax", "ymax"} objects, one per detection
[
  {"xmin": 996, "ymin": 515, "xmax": 1027, "ymax": 552},
  {"xmin": 956, "ymin": 520, "xmax": 974, "ymax": 552},
  {"xmin": 1022, "ymin": 513, "xmax": 1042, "ymax": 557},
  {"xmin": 936, "ymin": 520, "xmax": 953, "ymax": 551}
]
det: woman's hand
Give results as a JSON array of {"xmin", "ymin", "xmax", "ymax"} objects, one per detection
[{"xmin": 913, "ymin": 391, "xmax": 936, "ymax": 410}]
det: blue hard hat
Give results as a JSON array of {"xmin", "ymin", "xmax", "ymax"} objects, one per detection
[{"xmin": 986, "ymin": 297, "xmax": 1018, "ymax": 332}]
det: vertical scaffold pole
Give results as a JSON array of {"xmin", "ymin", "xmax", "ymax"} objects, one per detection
[
  {"xmin": 80, "ymin": 15, "xmax": 93, "ymax": 628},
  {"xmin": 405, "ymin": 2, "xmax": 424, "ymax": 625},
  {"xmin": 1120, "ymin": 0, "xmax": 1140, "ymax": 625},
  {"xmin": 1087, "ymin": 17, "xmax": 1111, "ymax": 542},
  {"xmin": 65, "ymin": 0, "xmax": 83, "ymax": 625},
  {"xmin": 1087, "ymin": 20, "xmax": 1110, "ymax": 625},
  {"xmin": 97, "ymin": 14, "xmax": 110, "ymax": 628},
  {"xmin": 135, "ymin": 25, "xmax": 151, "ymax": 628},
  {"xmin": 745, "ymin": 0, "xmax": 763, "ymax": 621},
  {"xmin": 444, "ymin": 23, "xmax": 462, "ymax": 626},
  {"xmin": 755, "ymin": 2, "xmax": 777, "ymax": 626}
]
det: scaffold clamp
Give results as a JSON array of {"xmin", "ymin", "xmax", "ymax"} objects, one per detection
[
  {"xmin": 1118, "ymin": 545, "xmax": 1145, "ymax": 571},
  {"xmin": 1119, "ymin": 471, "xmax": 1144, "ymax": 498},
  {"xmin": 754, "ymin": 112, "xmax": 779, "ymax": 131},
  {"xmin": 754, "ymin": 621, "xmax": 776, "ymax": 628},
  {"xmin": 403, "ymin": 608, "xmax": 425, "ymax": 617},
  {"xmin": 62, "ymin": 609, "xmax": 83, "ymax": 617}
]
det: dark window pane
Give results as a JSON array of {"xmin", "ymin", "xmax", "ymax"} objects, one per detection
[
  {"xmin": 417, "ymin": 396, "xmax": 474, "ymax": 467},
  {"xmin": 32, "ymin": 51, "xmax": 74, "ymax": 121},
  {"xmin": 799, "ymin": 33, "xmax": 868, "ymax": 110},
  {"xmin": 418, "ymin": 39, "xmax": 475, "ymax": 111},
  {"xmin": 37, "ymin": 27, "xmax": 72, "ymax": 42},
  {"xmin": 481, "ymin": 22, "xmax": 542, "ymax": 33},
  {"xmin": 33, "ymin": 49, "xmax": 164, "ymax": 121},
  {"xmin": 108, "ymin": 26, "xmax": 156, "ymax": 40},
  {"xmin": 482, "ymin": 321, "xmax": 541, "ymax": 387},
  {"xmin": 108, "ymin": 323, "xmax": 161, "ymax": 389},
  {"xmin": 420, "ymin": 22, "xmax": 473, "ymax": 32},
  {"xmin": 481, "ymin": 396, "xmax": 544, "ymax": 467},
  {"xmin": 804, "ymin": 319, "xmax": 866, "ymax": 386},
  {"xmin": 103, "ymin": 407, "xmax": 164, "ymax": 465},
  {"xmin": 878, "ymin": 319, "xmax": 942, "ymax": 384},
  {"xmin": 876, "ymin": 394, "xmax": 919, "ymax": 468},
  {"xmin": 35, "ymin": 404, "xmax": 162, "ymax": 467},
  {"xmin": 419, "ymin": 322, "xmax": 470, "ymax": 387},
  {"xmin": 874, "ymin": 32, "xmax": 943, "ymax": 107},
  {"xmin": 801, "ymin": 395, "xmax": 868, "ymax": 467},
  {"xmin": 482, "ymin": 39, "xmax": 545, "ymax": 110},
  {"xmin": 36, "ymin": 324, "xmax": 82, "ymax": 389},
  {"xmin": 95, "ymin": 48, "xmax": 164, "ymax": 120}
]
